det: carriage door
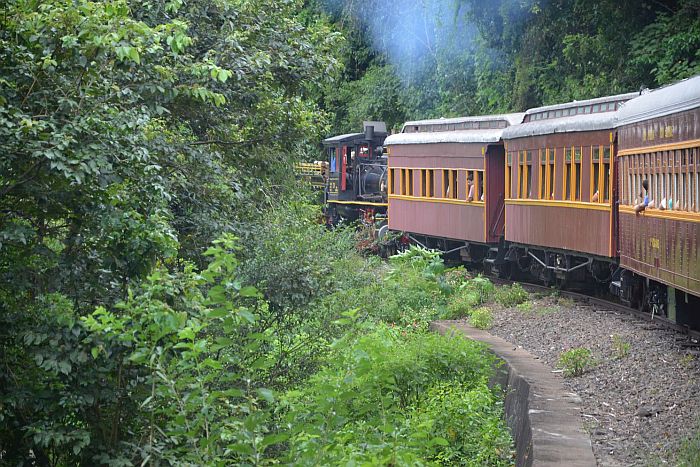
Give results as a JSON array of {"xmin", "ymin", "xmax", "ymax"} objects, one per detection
[{"xmin": 486, "ymin": 144, "xmax": 506, "ymax": 242}]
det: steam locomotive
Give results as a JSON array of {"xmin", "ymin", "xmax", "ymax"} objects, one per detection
[{"xmin": 321, "ymin": 121, "xmax": 389, "ymax": 226}]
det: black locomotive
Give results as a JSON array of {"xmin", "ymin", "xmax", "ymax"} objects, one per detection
[{"xmin": 321, "ymin": 121, "xmax": 389, "ymax": 226}]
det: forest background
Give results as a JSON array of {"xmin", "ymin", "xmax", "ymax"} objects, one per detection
[{"xmin": 1, "ymin": 0, "xmax": 699, "ymax": 464}]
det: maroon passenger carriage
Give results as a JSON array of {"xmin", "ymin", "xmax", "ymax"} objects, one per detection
[
  {"xmin": 613, "ymin": 75, "xmax": 700, "ymax": 326},
  {"xmin": 384, "ymin": 114, "xmax": 523, "ymax": 262},
  {"xmin": 500, "ymin": 92, "xmax": 637, "ymax": 287}
]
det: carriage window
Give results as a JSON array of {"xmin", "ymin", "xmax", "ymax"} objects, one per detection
[
  {"xmin": 592, "ymin": 104, "xmax": 600, "ymax": 113},
  {"xmin": 421, "ymin": 169, "xmax": 434, "ymax": 198},
  {"xmin": 564, "ymin": 148, "xmax": 572, "ymax": 200},
  {"xmin": 627, "ymin": 163, "xmax": 633, "ymax": 205},
  {"xmin": 592, "ymin": 147, "xmax": 601, "ymax": 202},
  {"xmin": 603, "ymin": 147, "xmax": 611, "ymax": 202},
  {"xmin": 518, "ymin": 150, "xmax": 533, "ymax": 198},
  {"xmin": 506, "ymin": 152, "xmax": 513, "ymax": 198},
  {"xmin": 540, "ymin": 149, "xmax": 546, "ymax": 199},
  {"xmin": 574, "ymin": 147, "xmax": 582, "ymax": 201},
  {"xmin": 526, "ymin": 151, "xmax": 533, "ymax": 198},
  {"xmin": 681, "ymin": 172, "xmax": 687, "ymax": 210},
  {"xmin": 468, "ymin": 170, "xmax": 484, "ymax": 201},
  {"xmin": 518, "ymin": 151, "xmax": 525, "ymax": 198},
  {"xmin": 443, "ymin": 169, "xmax": 459, "ymax": 199},
  {"xmin": 401, "ymin": 169, "xmax": 414, "ymax": 196},
  {"xmin": 671, "ymin": 173, "xmax": 678, "ymax": 210},
  {"xmin": 548, "ymin": 148, "xmax": 555, "ymax": 200}
]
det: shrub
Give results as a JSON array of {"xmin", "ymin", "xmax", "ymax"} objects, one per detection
[
  {"xmin": 410, "ymin": 382, "xmax": 514, "ymax": 466},
  {"xmin": 282, "ymin": 326, "xmax": 508, "ymax": 465},
  {"xmin": 464, "ymin": 275, "xmax": 496, "ymax": 304},
  {"xmin": 516, "ymin": 301, "xmax": 533, "ymax": 312},
  {"xmin": 611, "ymin": 334, "xmax": 631, "ymax": 359},
  {"xmin": 677, "ymin": 426, "xmax": 700, "ymax": 467},
  {"xmin": 470, "ymin": 307, "xmax": 494, "ymax": 330},
  {"xmin": 558, "ymin": 348, "xmax": 595, "ymax": 377},
  {"xmin": 444, "ymin": 288, "xmax": 481, "ymax": 319},
  {"xmin": 443, "ymin": 266, "xmax": 473, "ymax": 288},
  {"xmin": 495, "ymin": 283, "xmax": 529, "ymax": 307}
]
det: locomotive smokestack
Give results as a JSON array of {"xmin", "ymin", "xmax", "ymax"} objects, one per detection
[{"xmin": 365, "ymin": 125, "xmax": 375, "ymax": 141}]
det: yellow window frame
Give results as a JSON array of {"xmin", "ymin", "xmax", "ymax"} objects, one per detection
[
  {"xmin": 505, "ymin": 152, "xmax": 512, "ymax": 198},
  {"xmin": 388, "ymin": 167, "xmax": 394, "ymax": 195}
]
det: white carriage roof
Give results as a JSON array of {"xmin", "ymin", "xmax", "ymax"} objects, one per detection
[
  {"xmin": 385, "ymin": 129, "xmax": 505, "ymax": 145},
  {"xmin": 502, "ymin": 92, "xmax": 638, "ymax": 139},
  {"xmin": 385, "ymin": 113, "xmax": 525, "ymax": 146},
  {"xmin": 401, "ymin": 113, "xmax": 525, "ymax": 128},
  {"xmin": 615, "ymin": 74, "xmax": 700, "ymax": 126},
  {"xmin": 524, "ymin": 92, "xmax": 638, "ymax": 116}
]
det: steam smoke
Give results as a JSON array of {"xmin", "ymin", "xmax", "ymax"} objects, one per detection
[{"xmin": 339, "ymin": 0, "xmax": 477, "ymax": 83}]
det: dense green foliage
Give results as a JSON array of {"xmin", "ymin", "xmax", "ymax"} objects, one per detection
[
  {"xmin": 318, "ymin": 0, "xmax": 700, "ymax": 132},
  {"xmin": 3, "ymin": 0, "xmax": 699, "ymax": 464}
]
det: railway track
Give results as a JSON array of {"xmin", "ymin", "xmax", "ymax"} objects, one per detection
[{"xmin": 490, "ymin": 276, "xmax": 700, "ymax": 345}]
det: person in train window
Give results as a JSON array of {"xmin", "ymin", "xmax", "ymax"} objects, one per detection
[
  {"xmin": 480, "ymin": 180, "xmax": 485, "ymax": 201},
  {"xmin": 467, "ymin": 175, "xmax": 475, "ymax": 202},
  {"xmin": 634, "ymin": 180, "xmax": 649, "ymax": 214},
  {"xmin": 592, "ymin": 190, "xmax": 599, "ymax": 202}
]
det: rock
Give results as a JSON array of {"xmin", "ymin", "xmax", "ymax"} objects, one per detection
[{"xmin": 636, "ymin": 406, "xmax": 661, "ymax": 417}]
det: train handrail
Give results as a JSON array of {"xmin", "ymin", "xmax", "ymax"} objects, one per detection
[{"xmin": 490, "ymin": 194, "xmax": 505, "ymax": 237}]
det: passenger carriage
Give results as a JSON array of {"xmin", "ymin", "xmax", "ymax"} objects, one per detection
[
  {"xmin": 501, "ymin": 92, "xmax": 638, "ymax": 286},
  {"xmin": 613, "ymin": 75, "xmax": 700, "ymax": 325},
  {"xmin": 384, "ymin": 114, "xmax": 523, "ymax": 262}
]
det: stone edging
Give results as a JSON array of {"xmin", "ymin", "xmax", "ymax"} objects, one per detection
[{"xmin": 431, "ymin": 321, "xmax": 596, "ymax": 467}]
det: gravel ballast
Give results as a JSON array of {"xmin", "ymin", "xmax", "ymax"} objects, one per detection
[{"xmin": 462, "ymin": 293, "xmax": 700, "ymax": 466}]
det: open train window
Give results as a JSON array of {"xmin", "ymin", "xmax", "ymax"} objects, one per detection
[
  {"xmin": 518, "ymin": 151, "xmax": 532, "ymax": 199},
  {"xmin": 329, "ymin": 147, "xmax": 337, "ymax": 172},
  {"xmin": 564, "ymin": 148, "xmax": 572, "ymax": 200},
  {"xmin": 548, "ymin": 149, "xmax": 555, "ymax": 200},
  {"xmin": 526, "ymin": 151, "xmax": 533, "ymax": 198},
  {"xmin": 592, "ymin": 147, "xmax": 601, "ymax": 202},
  {"xmin": 540, "ymin": 149, "xmax": 546, "ymax": 199},
  {"xmin": 603, "ymin": 146, "xmax": 611, "ymax": 202},
  {"xmin": 443, "ymin": 169, "xmax": 458, "ymax": 199},
  {"xmin": 506, "ymin": 153, "xmax": 513, "ymax": 198},
  {"xmin": 468, "ymin": 170, "xmax": 484, "ymax": 201},
  {"xmin": 574, "ymin": 148, "xmax": 582, "ymax": 201},
  {"xmin": 428, "ymin": 169, "xmax": 435, "ymax": 197},
  {"xmin": 476, "ymin": 170, "xmax": 484, "ymax": 201},
  {"xmin": 681, "ymin": 172, "xmax": 687, "ymax": 210}
]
